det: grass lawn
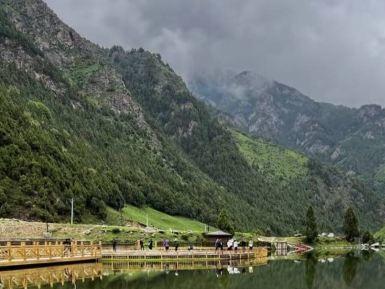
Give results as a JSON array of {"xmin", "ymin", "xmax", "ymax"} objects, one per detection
[{"xmin": 119, "ymin": 205, "xmax": 211, "ymax": 232}]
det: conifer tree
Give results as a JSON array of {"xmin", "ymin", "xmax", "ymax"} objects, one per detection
[
  {"xmin": 305, "ymin": 206, "xmax": 318, "ymax": 244},
  {"xmin": 343, "ymin": 207, "xmax": 360, "ymax": 242},
  {"xmin": 217, "ymin": 210, "xmax": 235, "ymax": 235}
]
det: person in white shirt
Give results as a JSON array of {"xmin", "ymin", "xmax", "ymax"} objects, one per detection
[
  {"xmin": 234, "ymin": 240, "xmax": 239, "ymax": 251},
  {"xmin": 227, "ymin": 239, "xmax": 233, "ymax": 250}
]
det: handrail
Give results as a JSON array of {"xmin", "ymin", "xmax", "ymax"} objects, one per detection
[{"xmin": 0, "ymin": 241, "xmax": 102, "ymax": 262}]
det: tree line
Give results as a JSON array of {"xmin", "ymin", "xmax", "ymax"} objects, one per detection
[{"xmin": 305, "ymin": 206, "xmax": 375, "ymax": 244}]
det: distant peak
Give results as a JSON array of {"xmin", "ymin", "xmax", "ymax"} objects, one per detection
[
  {"xmin": 232, "ymin": 70, "xmax": 272, "ymax": 90},
  {"xmin": 235, "ymin": 70, "xmax": 270, "ymax": 80},
  {"xmin": 358, "ymin": 104, "xmax": 384, "ymax": 119}
]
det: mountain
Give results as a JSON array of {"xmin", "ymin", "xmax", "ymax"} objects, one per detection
[
  {"xmin": 190, "ymin": 70, "xmax": 385, "ymax": 187},
  {"xmin": 0, "ymin": 0, "xmax": 245, "ymax": 227},
  {"xmin": 0, "ymin": 0, "xmax": 383, "ymax": 234},
  {"xmin": 109, "ymin": 48, "xmax": 383, "ymax": 232}
]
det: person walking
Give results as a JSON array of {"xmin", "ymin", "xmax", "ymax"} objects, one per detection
[
  {"xmin": 148, "ymin": 239, "xmax": 153, "ymax": 250},
  {"xmin": 234, "ymin": 240, "xmax": 238, "ymax": 251},
  {"xmin": 241, "ymin": 240, "xmax": 246, "ymax": 251},
  {"xmin": 227, "ymin": 238, "xmax": 233, "ymax": 250},
  {"xmin": 248, "ymin": 240, "xmax": 254, "ymax": 251},
  {"xmin": 140, "ymin": 239, "xmax": 144, "ymax": 250},
  {"xmin": 174, "ymin": 238, "xmax": 179, "ymax": 251},
  {"xmin": 64, "ymin": 239, "xmax": 72, "ymax": 256},
  {"xmin": 112, "ymin": 239, "xmax": 117, "ymax": 252},
  {"xmin": 163, "ymin": 239, "xmax": 170, "ymax": 251},
  {"xmin": 215, "ymin": 238, "xmax": 220, "ymax": 251}
]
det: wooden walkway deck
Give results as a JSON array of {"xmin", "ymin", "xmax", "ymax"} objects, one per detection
[
  {"xmin": 0, "ymin": 240, "xmax": 267, "ymax": 269},
  {"xmin": 0, "ymin": 241, "xmax": 102, "ymax": 269}
]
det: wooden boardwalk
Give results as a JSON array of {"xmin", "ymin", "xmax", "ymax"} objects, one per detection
[
  {"xmin": 0, "ymin": 241, "xmax": 102, "ymax": 268},
  {"xmin": 0, "ymin": 240, "xmax": 267, "ymax": 269}
]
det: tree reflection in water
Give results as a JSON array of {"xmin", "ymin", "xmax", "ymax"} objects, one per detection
[
  {"xmin": 343, "ymin": 252, "xmax": 360, "ymax": 286},
  {"xmin": 2, "ymin": 252, "xmax": 385, "ymax": 289},
  {"xmin": 305, "ymin": 252, "xmax": 317, "ymax": 289}
]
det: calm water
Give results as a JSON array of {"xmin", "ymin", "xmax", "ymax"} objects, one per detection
[{"xmin": 2, "ymin": 252, "xmax": 385, "ymax": 289}]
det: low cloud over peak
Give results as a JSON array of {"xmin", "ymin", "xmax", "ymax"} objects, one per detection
[{"xmin": 46, "ymin": 0, "xmax": 385, "ymax": 107}]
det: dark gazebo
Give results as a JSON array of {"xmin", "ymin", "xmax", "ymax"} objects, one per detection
[{"xmin": 204, "ymin": 230, "xmax": 233, "ymax": 245}]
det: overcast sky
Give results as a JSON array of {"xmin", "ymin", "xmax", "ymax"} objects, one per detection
[{"xmin": 45, "ymin": 0, "xmax": 385, "ymax": 107}]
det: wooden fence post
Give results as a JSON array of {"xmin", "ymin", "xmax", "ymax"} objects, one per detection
[
  {"xmin": 71, "ymin": 241, "xmax": 75, "ymax": 257},
  {"xmin": 49, "ymin": 242, "xmax": 52, "ymax": 259},
  {"xmin": 37, "ymin": 242, "xmax": 40, "ymax": 260},
  {"xmin": 21, "ymin": 241, "xmax": 26, "ymax": 261},
  {"xmin": 7, "ymin": 242, "xmax": 11, "ymax": 261}
]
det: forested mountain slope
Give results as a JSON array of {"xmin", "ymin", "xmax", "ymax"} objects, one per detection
[
  {"xmin": 0, "ymin": 0, "xmax": 383, "ymax": 234},
  {"xmin": 0, "ymin": 0, "xmax": 248, "ymax": 227},
  {"xmin": 110, "ymin": 48, "xmax": 384, "ymax": 232},
  {"xmin": 191, "ymin": 70, "xmax": 385, "ymax": 189}
]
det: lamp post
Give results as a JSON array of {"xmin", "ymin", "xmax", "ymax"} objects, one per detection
[
  {"xmin": 70, "ymin": 198, "xmax": 74, "ymax": 225},
  {"xmin": 43, "ymin": 191, "xmax": 49, "ymax": 234}
]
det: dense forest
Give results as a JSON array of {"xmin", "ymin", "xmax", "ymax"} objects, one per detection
[{"xmin": 0, "ymin": 0, "xmax": 383, "ymax": 234}]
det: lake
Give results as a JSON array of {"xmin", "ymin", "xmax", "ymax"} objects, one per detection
[{"xmin": 1, "ymin": 252, "xmax": 384, "ymax": 289}]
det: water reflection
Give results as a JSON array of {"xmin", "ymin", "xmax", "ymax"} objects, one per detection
[
  {"xmin": 342, "ymin": 252, "xmax": 360, "ymax": 286},
  {"xmin": 305, "ymin": 253, "xmax": 317, "ymax": 289},
  {"xmin": 103, "ymin": 257, "xmax": 267, "ymax": 273},
  {"xmin": 0, "ymin": 252, "xmax": 385, "ymax": 289},
  {"xmin": 0, "ymin": 263, "xmax": 103, "ymax": 289}
]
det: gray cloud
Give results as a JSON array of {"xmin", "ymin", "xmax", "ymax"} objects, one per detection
[{"xmin": 46, "ymin": 0, "xmax": 385, "ymax": 107}]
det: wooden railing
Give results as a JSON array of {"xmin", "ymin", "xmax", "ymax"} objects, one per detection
[{"xmin": 0, "ymin": 241, "xmax": 102, "ymax": 263}]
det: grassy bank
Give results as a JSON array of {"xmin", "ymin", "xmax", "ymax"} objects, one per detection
[
  {"xmin": 313, "ymin": 237, "xmax": 356, "ymax": 256},
  {"xmin": 109, "ymin": 205, "xmax": 213, "ymax": 233},
  {"xmin": 0, "ymin": 218, "xmax": 209, "ymax": 244}
]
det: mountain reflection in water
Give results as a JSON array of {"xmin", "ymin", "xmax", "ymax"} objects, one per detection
[{"xmin": 1, "ymin": 252, "xmax": 384, "ymax": 289}]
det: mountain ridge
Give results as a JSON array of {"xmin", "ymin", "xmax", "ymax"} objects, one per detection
[{"xmin": 190, "ymin": 70, "xmax": 385, "ymax": 185}]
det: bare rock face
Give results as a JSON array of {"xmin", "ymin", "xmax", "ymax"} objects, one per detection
[{"xmin": 4, "ymin": 0, "xmax": 98, "ymax": 64}]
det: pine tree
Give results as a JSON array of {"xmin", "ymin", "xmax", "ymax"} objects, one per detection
[
  {"xmin": 343, "ymin": 207, "xmax": 360, "ymax": 242},
  {"xmin": 305, "ymin": 206, "xmax": 318, "ymax": 244},
  {"xmin": 361, "ymin": 231, "xmax": 374, "ymax": 245},
  {"xmin": 217, "ymin": 210, "xmax": 235, "ymax": 235}
]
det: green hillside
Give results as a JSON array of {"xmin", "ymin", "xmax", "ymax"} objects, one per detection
[
  {"xmin": 231, "ymin": 130, "xmax": 382, "ymax": 232},
  {"xmin": 374, "ymin": 226, "xmax": 385, "ymax": 242},
  {"xmin": 233, "ymin": 130, "xmax": 308, "ymax": 183},
  {"xmin": 121, "ymin": 205, "xmax": 209, "ymax": 232}
]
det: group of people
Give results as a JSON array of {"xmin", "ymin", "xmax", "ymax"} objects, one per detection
[
  {"xmin": 138, "ymin": 239, "xmax": 153, "ymax": 250},
  {"xmin": 163, "ymin": 238, "xmax": 180, "ymax": 251},
  {"xmin": 112, "ymin": 237, "xmax": 254, "ymax": 252},
  {"xmin": 134, "ymin": 238, "xmax": 184, "ymax": 251},
  {"xmin": 215, "ymin": 238, "xmax": 254, "ymax": 251}
]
